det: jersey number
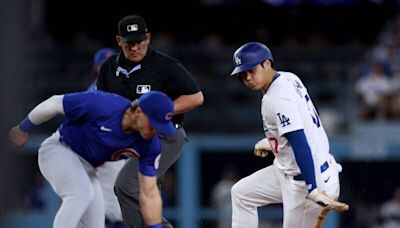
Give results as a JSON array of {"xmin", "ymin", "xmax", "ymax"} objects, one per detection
[{"xmin": 304, "ymin": 94, "xmax": 320, "ymax": 127}]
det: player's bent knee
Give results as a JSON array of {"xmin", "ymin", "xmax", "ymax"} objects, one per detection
[
  {"xmin": 64, "ymin": 187, "xmax": 95, "ymax": 208},
  {"xmin": 231, "ymin": 181, "xmax": 246, "ymax": 200}
]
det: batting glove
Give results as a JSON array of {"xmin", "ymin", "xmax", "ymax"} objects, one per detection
[
  {"xmin": 307, "ymin": 189, "xmax": 349, "ymax": 212},
  {"xmin": 254, "ymin": 138, "xmax": 272, "ymax": 157}
]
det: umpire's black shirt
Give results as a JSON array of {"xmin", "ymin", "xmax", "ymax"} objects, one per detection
[{"xmin": 96, "ymin": 47, "xmax": 201, "ymax": 125}]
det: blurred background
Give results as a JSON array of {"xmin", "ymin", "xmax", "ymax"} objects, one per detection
[{"xmin": 1, "ymin": 0, "xmax": 400, "ymax": 227}]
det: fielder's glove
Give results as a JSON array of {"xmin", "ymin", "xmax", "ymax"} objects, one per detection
[
  {"xmin": 254, "ymin": 138, "xmax": 272, "ymax": 157},
  {"xmin": 307, "ymin": 189, "xmax": 349, "ymax": 212}
]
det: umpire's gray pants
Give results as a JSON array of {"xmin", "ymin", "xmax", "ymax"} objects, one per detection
[{"xmin": 115, "ymin": 127, "xmax": 187, "ymax": 228}]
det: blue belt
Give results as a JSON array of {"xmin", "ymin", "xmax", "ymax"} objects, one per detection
[
  {"xmin": 293, "ymin": 161, "xmax": 329, "ymax": 181},
  {"xmin": 293, "ymin": 174, "xmax": 305, "ymax": 181}
]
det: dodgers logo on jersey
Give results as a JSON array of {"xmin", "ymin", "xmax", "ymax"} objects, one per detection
[{"xmin": 277, "ymin": 113, "xmax": 290, "ymax": 127}]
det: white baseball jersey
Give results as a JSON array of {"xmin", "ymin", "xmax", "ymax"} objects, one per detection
[
  {"xmin": 231, "ymin": 71, "xmax": 341, "ymax": 228},
  {"xmin": 262, "ymin": 71, "xmax": 331, "ymax": 176}
]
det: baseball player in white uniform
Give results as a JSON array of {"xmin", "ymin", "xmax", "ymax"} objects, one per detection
[{"xmin": 229, "ymin": 42, "xmax": 349, "ymax": 228}]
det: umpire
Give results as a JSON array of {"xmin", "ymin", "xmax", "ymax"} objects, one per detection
[{"xmin": 96, "ymin": 14, "xmax": 204, "ymax": 228}]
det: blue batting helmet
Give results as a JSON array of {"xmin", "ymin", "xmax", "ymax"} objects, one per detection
[{"xmin": 230, "ymin": 42, "xmax": 274, "ymax": 76}]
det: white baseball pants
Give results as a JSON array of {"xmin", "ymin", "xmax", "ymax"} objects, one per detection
[
  {"xmin": 231, "ymin": 161, "xmax": 340, "ymax": 228},
  {"xmin": 38, "ymin": 131, "xmax": 105, "ymax": 228}
]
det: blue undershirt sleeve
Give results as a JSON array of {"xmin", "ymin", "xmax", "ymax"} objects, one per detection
[
  {"xmin": 139, "ymin": 137, "xmax": 161, "ymax": 176},
  {"xmin": 285, "ymin": 129, "xmax": 317, "ymax": 192}
]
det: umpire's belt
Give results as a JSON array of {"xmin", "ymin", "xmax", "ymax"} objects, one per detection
[{"xmin": 293, "ymin": 161, "xmax": 329, "ymax": 181}]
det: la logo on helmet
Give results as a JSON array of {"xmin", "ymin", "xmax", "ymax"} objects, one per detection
[{"xmin": 234, "ymin": 55, "xmax": 242, "ymax": 66}]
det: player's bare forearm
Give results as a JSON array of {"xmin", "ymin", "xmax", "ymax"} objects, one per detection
[
  {"xmin": 173, "ymin": 91, "xmax": 204, "ymax": 114},
  {"xmin": 138, "ymin": 173, "xmax": 162, "ymax": 225},
  {"xmin": 9, "ymin": 126, "xmax": 28, "ymax": 147}
]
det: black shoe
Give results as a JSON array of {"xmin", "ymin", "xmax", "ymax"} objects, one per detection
[{"xmin": 162, "ymin": 217, "xmax": 174, "ymax": 228}]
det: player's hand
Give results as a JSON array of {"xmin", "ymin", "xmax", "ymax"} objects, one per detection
[
  {"xmin": 307, "ymin": 189, "xmax": 349, "ymax": 212},
  {"xmin": 9, "ymin": 126, "xmax": 28, "ymax": 147},
  {"xmin": 254, "ymin": 138, "xmax": 272, "ymax": 157}
]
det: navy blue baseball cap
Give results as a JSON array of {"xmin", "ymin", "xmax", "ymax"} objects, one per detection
[
  {"xmin": 138, "ymin": 91, "xmax": 176, "ymax": 136},
  {"xmin": 93, "ymin": 48, "xmax": 117, "ymax": 66},
  {"xmin": 231, "ymin": 42, "xmax": 274, "ymax": 76}
]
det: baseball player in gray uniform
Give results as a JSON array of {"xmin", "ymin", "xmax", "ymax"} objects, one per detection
[
  {"xmin": 229, "ymin": 42, "xmax": 349, "ymax": 228},
  {"xmin": 9, "ymin": 90, "xmax": 175, "ymax": 228}
]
